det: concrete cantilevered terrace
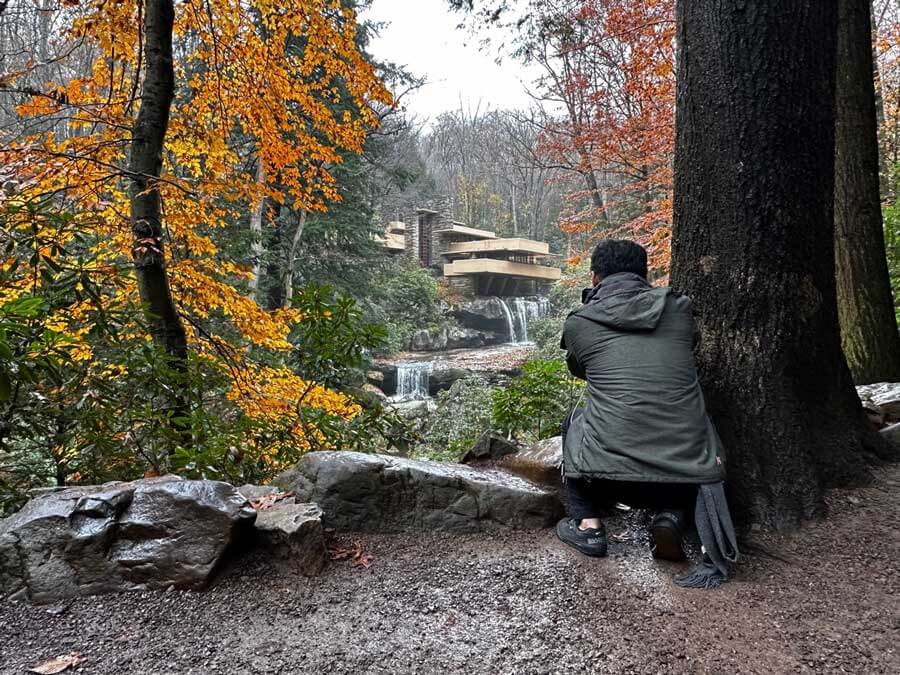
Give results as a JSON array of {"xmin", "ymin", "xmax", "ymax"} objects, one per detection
[
  {"xmin": 442, "ymin": 238, "xmax": 551, "ymax": 257},
  {"xmin": 443, "ymin": 258, "xmax": 562, "ymax": 281}
]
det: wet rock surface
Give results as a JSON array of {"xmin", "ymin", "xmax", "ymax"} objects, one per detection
[
  {"xmin": 857, "ymin": 382, "xmax": 900, "ymax": 424},
  {"xmin": 499, "ymin": 435, "xmax": 564, "ymax": 487},
  {"xmin": 407, "ymin": 326, "xmax": 504, "ymax": 352},
  {"xmin": 2, "ymin": 466, "xmax": 898, "ymax": 674},
  {"xmin": 253, "ymin": 502, "xmax": 327, "ymax": 577},
  {"xmin": 460, "ymin": 431, "xmax": 520, "ymax": 463},
  {"xmin": 279, "ymin": 451, "xmax": 564, "ymax": 532},
  {"xmin": 880, "ymin": 422, "xmax": 900, "ymax": 446},
  {"xmin": 0, "ymin": 476, "xmax": 255, "ymax": 604}
]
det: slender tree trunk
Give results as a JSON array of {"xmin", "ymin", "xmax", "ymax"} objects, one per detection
[
  {"xmin": 248, "ymin": 159, "xmax": 266, "ymax": 302},
  {"xmin": 835, "ymin": 0, "xmax": 900, "ymax": 384},
  {"xmin": 671, "ymin": 0, "xmax": 892, "ymax": 528},
  {"xmin": 128, "ymin": 0, "xmax": 190, "ymax": 445},
  {"xmin": 282, "ymin": 209, "xmax": 307, "ymax": 306}
]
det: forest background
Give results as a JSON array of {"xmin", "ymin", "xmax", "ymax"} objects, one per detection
[{"xmin": 0, "ymin": 0, "xmax": 898, "ymax": 518}]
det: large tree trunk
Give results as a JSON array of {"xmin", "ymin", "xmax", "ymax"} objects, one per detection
[
  {"xmin": 671, "ymin": 0, "xmax": 892, "ymax": 529},
  {"xmin": 128, "ymin": 0, "xmax": 190, "ymax": 444},
  {"xmin": 835, "ymin": 0, "xmax": 900, "ymax": 384}
]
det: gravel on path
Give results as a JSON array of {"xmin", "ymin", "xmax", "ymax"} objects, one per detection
[{"xmin": 2, "ymin": 467, "xmax": 898, "ymax": 675}]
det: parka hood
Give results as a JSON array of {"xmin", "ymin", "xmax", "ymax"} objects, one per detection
[{"xmin": 573, "ymin": 272, "xmax": 669, "ymax": 331}]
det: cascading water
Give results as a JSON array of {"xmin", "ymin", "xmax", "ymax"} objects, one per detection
[
  {"xmin": 391, "ymin": 361, "xmax": 433, "ymax": 401},
  {"xmin": 497, "ymin": 298, "xmax": 517, "ymax": 344},
  {"xmin": 499, "ymin": 297, "xmax": 551, "ymax": 344}
]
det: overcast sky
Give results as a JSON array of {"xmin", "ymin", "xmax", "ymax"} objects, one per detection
[{"xmin": 361, "ymin": 0, "xmax": 539, "ymax": 121}]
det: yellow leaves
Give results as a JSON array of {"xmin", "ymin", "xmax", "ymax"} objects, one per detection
[
  {"xmin": 226, "ymin": 363, "xmax": 362, "ymax": 457},
  {"xmin": 4, "ymin": 0, "xmax": 386, "ymax": 466},
  {"xmin": 229, "ymin": 364, "xmax": 360, "ymax": 422}
]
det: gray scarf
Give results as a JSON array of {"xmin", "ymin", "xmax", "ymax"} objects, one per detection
[{"xmin": 674, "ymin": 482, "xmax": 740, "ymax": 588}]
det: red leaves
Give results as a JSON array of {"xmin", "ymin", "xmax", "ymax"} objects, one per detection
[
  {"xmin": 536, "ymin": 0, "xmax": 675, "ymax": 273},
  {"xmin": 327, "ymin": 538, "xmax": 374, "ymax": 569},
  {"xmin": 250, "ymin": 491, "xmax": 294, "ymax": 511}
]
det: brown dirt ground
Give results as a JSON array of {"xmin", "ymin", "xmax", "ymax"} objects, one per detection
[{"xmin": 1, "ymin": 466, "xmax": 898, "ymax": 675}]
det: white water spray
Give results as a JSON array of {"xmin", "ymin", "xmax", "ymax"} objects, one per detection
[
  {"xmin": 392, "ymin": 361, "xmax": 433, "ymax": 401},
  {"xmin": 499, "ymin": 297, "xmax": 551, "ymax": 344}
]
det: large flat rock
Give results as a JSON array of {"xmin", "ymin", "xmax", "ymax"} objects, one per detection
[
  {"xmin": 278, "ymin": 451, "xmax": 563, "ymax": 533},
  {"xmin": 0, "ymin": 476, "xmax": 255, "ymax": 604}
]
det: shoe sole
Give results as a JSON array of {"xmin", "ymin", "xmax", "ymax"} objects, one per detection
[
  {"xmin": 556, "ymin": 521, "xmax": 608, "ymax": 557},
  {"xmin": 651, "ymin": 523, "xmax": 686, "ymax": 561}
]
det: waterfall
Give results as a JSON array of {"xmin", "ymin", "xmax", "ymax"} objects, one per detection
[
  {"xmin": 499, "ymin": 297, "xmax": 551, "ymax": 344},
  {"xmin": 497, "ymin": 298, "xmax": 516, "ymax": 343},
  {"xmin": 392, "ymin": 361, "xmax": 433, "ymax": 401}
]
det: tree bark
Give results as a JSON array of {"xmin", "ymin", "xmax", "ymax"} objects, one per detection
[
  {"xmin": 128, "ymin": 0, "xmax": 190, "ymax": 444},
  {"xmin": 835, "ymin": 0, "xmax": 900, "ymax": 384},
  {"xmin": 671, "ymin": 0, "xmax": 892, "ymax": 528},
  {"xmin": 264, "ymin": 202, "xmax": 285, "ymax": 310},
  {"xmin": 282, "ymin": 208, "xmax": 307, "ymax": 306}
]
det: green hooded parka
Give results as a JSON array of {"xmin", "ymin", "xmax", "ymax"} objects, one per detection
[{"xmin": 561, "ymin": 272, "xmax": 724, "ymax": 483}]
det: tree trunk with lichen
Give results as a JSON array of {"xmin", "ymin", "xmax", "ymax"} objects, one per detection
[
  {"xmin": 671, "ymin": 0, "xmax": 892, "ymax": 529},
  {"xmin": 834, "ymin": 0, "xmax": 900, "ymax": 385},
  {"xmin": 128, "ymin": 0, "xmax": 190, "ymax": 447},
  {"xmin": 248, "ymin": 159, "xmax": 267, "ymax": 302}
]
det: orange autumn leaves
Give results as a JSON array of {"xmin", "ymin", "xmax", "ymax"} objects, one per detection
[{"xmin": 2, "ymin": 0, "xmax": 389, "ymax": 458}]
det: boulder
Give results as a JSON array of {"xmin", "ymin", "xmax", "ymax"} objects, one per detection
[
  {"xmin": 0, "ymin": 476, "xmax": 255, "ymax": 604},
  {"xmin": 390, "ymin": 399, "xmax": 435, "ymax": 419},
  {"xmin": 461, "ymin": 431, "xmax": 520, "ymax": 463},
  {"xmin": 446, "ymin": 326, "xmax": 504, "ymax": 350},
  {"xmin": 498, "ymin": 436, "xmax": 563, "ymax": 487},
  {"xmin": 857, "ymin": 382, "xmax": 900, "ymax": 424},
  {"xmin": 451, "ymin": 297, "xmax": 513, "ymax": 335},
  {"xmin": 409, "ymin": 327, "xmax": 449, "ymax": 352},
  {"xmin": 254, "ymin": 502, "xmax": 327, "ymax": 576},
  {"xmin": 880, "ymin": 422, "xmax": 900, "ymax": 447},
  {"xmin": 429, "ymin": 366, "xmax": 473, "ymax": 395},
  {"xmin": 279, "ymin": 451, "xmax": 563, "ymax": 532}
]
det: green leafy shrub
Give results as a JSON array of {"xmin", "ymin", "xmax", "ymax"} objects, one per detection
[
  {"xmin": 291, "ymin": 282, "xmax": 386, "ymax": 388},
  {"xmin": 417, "ymin": 377, "xmax": 494, "ymax": 461},
  {"xmin": 492, "ymin": 359, "xmax": 583, "ymax": 442},
  {"xmin": 366, "ymin": 257, "xmax": 443, "ymax": 353}
]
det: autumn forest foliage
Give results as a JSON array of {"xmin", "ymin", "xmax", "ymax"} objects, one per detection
[
  {"xmin": 0, "ymin": 0, "xmax": 395, "ymax": 505},
  {"xmin": 1, "ymin": 0, "xmax": 899, "ymax": 512}
]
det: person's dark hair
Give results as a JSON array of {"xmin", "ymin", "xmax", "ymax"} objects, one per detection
[{"xmin": 590, "ymin": 239, "xmax": 648, "ymax": 280}]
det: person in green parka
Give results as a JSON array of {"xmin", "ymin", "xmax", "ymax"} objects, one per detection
[{"xmin": 557, "ymin": 239, "xmax": 726, "ymax": 563}]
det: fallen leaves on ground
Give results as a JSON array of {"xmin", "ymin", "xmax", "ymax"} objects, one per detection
[
  {"xmin": 27, "ymin": 652, "xmax": 85, "ymax": 674},
  {"xmin": 251, "ymin": 491, "xmax": 294, "ymax": 511},
  {"xmin": 328, "ymin": 538, "xmax": 374, "ymax": 569}
]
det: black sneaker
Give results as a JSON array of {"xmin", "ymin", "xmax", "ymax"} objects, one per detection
[
  {"xmin": 555, "ymin": 518, "xmax": 608, "ymax": 557},
  {"xmin": 650, "ymin": 510, "xmax": 686, "ymax": 561}
]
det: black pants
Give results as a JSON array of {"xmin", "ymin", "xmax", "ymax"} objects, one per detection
[{"xmin": 562, "ymin": 409, "xmax": 696, "ymax": 520}]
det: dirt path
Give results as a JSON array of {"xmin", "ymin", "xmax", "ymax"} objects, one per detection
[{"xmin": 2, "ymin": 467, "xmax": 899, "ymax": 674}]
